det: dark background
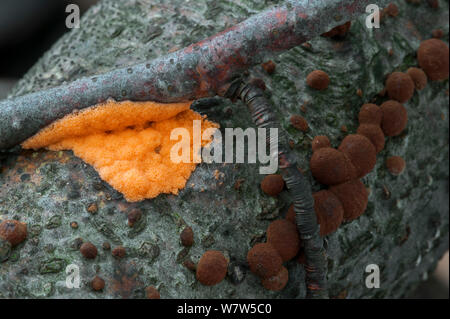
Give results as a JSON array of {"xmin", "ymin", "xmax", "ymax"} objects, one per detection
[
  {"xmin": 0, "ymin": 0, "xmax": 98, "ymax": 77},
  {"xmin": 0, "ymin": 0, "xmax": 98, "ymax": 98},
  {"xmin": 0, "ymin": 0, "xmax": 447, "ymax": 299}
]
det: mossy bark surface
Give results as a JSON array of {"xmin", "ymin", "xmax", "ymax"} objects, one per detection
[{"xmin": 0, "ymin": 0, "xmax": 448, "ymax": 298}]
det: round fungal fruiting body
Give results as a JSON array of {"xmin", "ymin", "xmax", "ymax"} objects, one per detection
[
  {"xmin": 417, "ymin": 39, "xmax": 449, "ymax": 81},
  {"xmin": 91, "ymin": 276, "xmax": 105, "ymax": 291},
  {"xmin": 310, "ymin": 147, "xmax": 357, "ymax": 186},
  {"xmin": 306, "ymin": 70, "xmax": 330, "ymax": 90},
  {"xmin": 261, "ymin": 60, "xmax": 276, "ymax": 74},
  {"xmin": 338, "ymin": 134, "xmax": 377, "ymax": 178},
  {"xmin": 180, "ymin": 226, "xmax": 194, "ymax": 247},
  {"xmin": 386, "ymin": 156, "xmax": 406, "ymax": 176},
  {"xmin": 358, "ymin": 104, "xmax": 382, "ymax": 126},
  {"xmin": 196, "ymin": 250, "xmax": 228, "ymax": 286},
  {"xmin": 385, "ymin": 72, "xmax": 415, "ymax": 103},
  {"xmin": 407, "ymin": 68, "xmax": 428, "ymax": 90},
  {"xmin": 266, "ymin": 219, "xmax": 301, "ymax": 262},
  {"xmin": 330, "ymin": 179, "xmax": 368, "ymax": 222},
  {"xmin": 311, "ymin": 136, "xmax": 331, "ymax": 152},
  {"xmin": 356, "ymin": 124, "xmax": 386, "ymax": 153},
  {"xmin": 80, "ymin": 242, "xmax": 98, "ymax": 259},
  {"xmin": 0, "ymin": 220, "xmax": 27, "ymax": 247},
  {"xmin": 313, "ymin": 190, "xmax": 344, "ymax": 236},
  {"xmin": 261, "ymin": 266, "xmax": 289, "ymax": 291},
  {"xmin": 290, "ymin": 115, "xmax": 309, "ymax": 132},
  {"xmin": 260, "ymin": 174, "xmax": 285, "ymax": 196},
  {"xmin": 145, "ymin": 286, "xmax": 161, "ymax": 299},
  {"xmin": 385, "ymin": 3, "xmax": 399, "ymax": 17},
  {"xmin": 86, "ymin": 203, "xmax": 98, "ymax": 214},
  {"xmin": 247, "ymin": 243, "xmax": 283, "ymax": 279},
  {"xmin": 380, "ymin": 100, "xmax": 408, "ymax": 137},
  {"xmin": 112, "ymin": 246, "xmax": 126, "ymax": 259}
]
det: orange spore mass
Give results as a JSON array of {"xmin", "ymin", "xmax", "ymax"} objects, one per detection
[{"xmin": 22, "ymin": 100, "xmax": 219, "ymax": 202}]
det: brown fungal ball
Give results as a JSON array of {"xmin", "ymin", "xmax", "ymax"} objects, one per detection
[
  {"xmin": 306, "ymin": 70, "xmax": 330, "ymax": 90},
  {"xmin": 321, "ymin": 21, "xmax": 352, "ymax": 38},
  {"xmin": 311, "ymin": 135, "xmax": 331, "ymax": 152},
  {"xmin": 145, "ymin": 286, "xmax": 161, "ymax": 299},
  {"xmin": 386, "ymin": 156, "xmax": 406, "ymax": 176},
  {"xmin": 267, "ymin": 219, "xmax": 301, "ymax": 262},
  {"xmin": 290, "ymin": 115, "xmax": 309, "ymax": 132},
  {"xmin": 0, "ymin": 220, "xmax": 27, "ymax": 247},
  {"xmin": 91, "ymin": 276, "xmax": 105, "ymax": 291},
  {"xmin": 356, "ymin": 124, "xmax": 386, "ymax": 153},
  {"xmin": 127, "ymin": 208, "xmax": 142, "ymax": 227},
  {"xmin": 180, "ymin": 226, "xmax": 194, "ymax": 247},
  {"xmin": 406, "ymin": 67, "xmax": 428, "ymax": 91},
  {"xmin": 260, "ymin": 174, "xmax": 285, "ymax": 196},
  {"xmin": 338, "ymin": 134, "xmax": 377, "ymax": 178},
  {"xmin": 86, "ymin": 202, "xmax": 98, "ymax": 214},
  {"xmin": 417, "ymin": 39, "xmax": 449, "ymax": 81},
  {"xmin": 286, "ymin": 204, "xmax": 296, "ymax": 224},
  {"xmin": 385, "ymin": 3, "xmax": 399, "ymax": 17},
  {"xmin": 112, "ymin": 246, "xmax": 126, "ymax": 259},
  {"xmin": 313, "ymin": 190, "xmax": 344, "ymax": 236},
  {"xmin": 380, "ymin": 100, "xmax": 408, "ymax": 137},
  {"xmin": 310, "ymin": 147, "xmax": 357, "ymax": 185},
  {"xmin": 196, "ymin": 250, "xmax": 228, "ymax": 286},
  {"xmin": 385, "ymin": 72, "xmax": 415, "ymax": 103},
  {"xmin": 70, "ymin": 221, "xmax": 78, "ymax": 229},
  {"xmin": 80, "ymin": 242, "xmax": 98, "ymax": 259},
  {"xmin": 261, "ymin": 266, "xmax": 289, "ymax": 291},
  {"xmin": 358, "ymin": 104, "xmax": 382, "ymax": 126},
  {"xmin": 261, "ymin": 60, "xmax": 276, "ymax": 74},
  {"xmin": 330, "ymin": 179, "xmax": 368, "ymax": 221},
  {"xmin": 247, "ymin": 243, "xmax": 282, "ymax": 279}
]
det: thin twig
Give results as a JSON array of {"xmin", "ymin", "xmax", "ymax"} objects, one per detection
[{"xmin": 231, "ymin": 82, "xmax": 328, "ymax": 298}]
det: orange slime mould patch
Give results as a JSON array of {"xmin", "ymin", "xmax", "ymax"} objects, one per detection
[{"xmin": 22, "ymin": 100, "xmax": 219, "ymax": 202}]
